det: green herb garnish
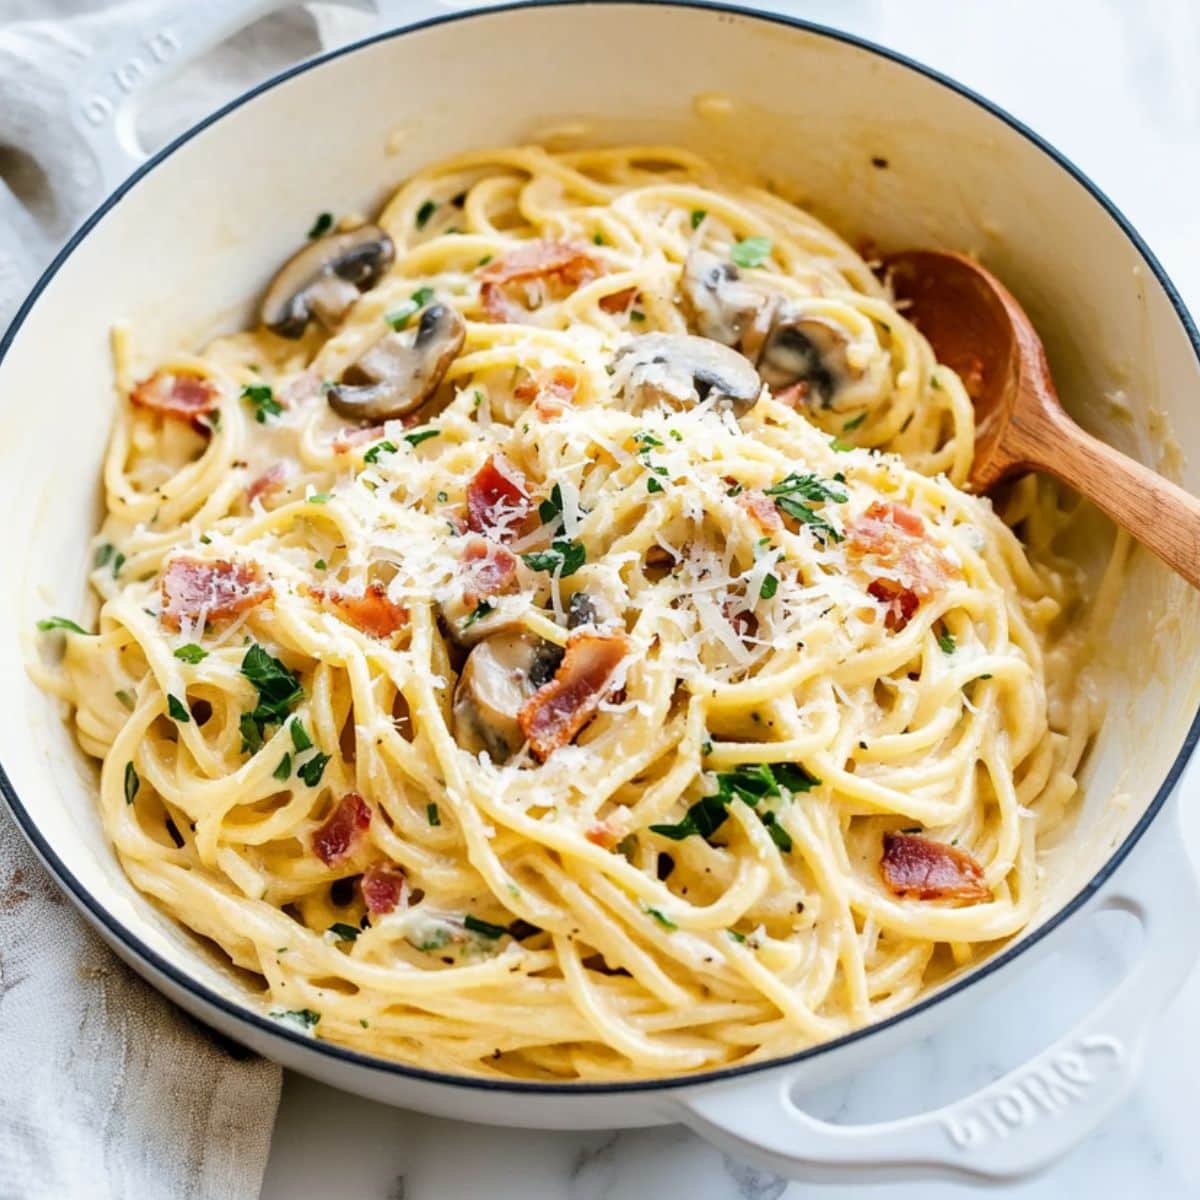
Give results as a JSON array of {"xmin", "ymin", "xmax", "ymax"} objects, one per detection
[
  {"xmin": 241, "ymin": 383, "xmax": 282, "ymax": 424},
  {"xmin": 36, "ymin": 617, "xmax": 91, "ymax": 635},
  {"xmin": 730, "ymin": 236, "xmax": 771, "ymax": 268},
  {"xmin": 363, "ymin": 440, "xmax": 398, "ymax": 464},
  {"xmin": 415, "ymin": 199, "xmax": 437, "ymax": 229},
  {"xmin": 690, "ymin": 209, "xmax": 707, "ymax": 229},
  {"xmin": 167, "ymin": 694, "xmax": 190, "ymax": 723},
  {"xmin": 764, "ymin": 471, "xmax": 848, "ymax": 542},
  {"xmin": 404, "ymin": 428, "xmax": 441, "ymax": 447},
  {"xmin": 647, "ymin": 477, "xmax": 665, "ymax": 494},
  {"xmin": 328, "ymin": 923, "xmax": 360, "ymax": 943},
  {"xmin": 462, "ymin": 601, "xmax": 494, "ymax": 630},
  {"xmin": 239, "ymin": 644, "xmax": 304, "ymax": 752},
  {"xmin": 124, "ymin": 762, "xmax": 139, "ymax": 806},
  {"xmin": 464, "ymin": 914, "xmax": 509, "ymax": 940},
  {"xmin": 115, "ymin": 689, "xmax": 135, "ymax": 711},
  {"xmin": 644, "ymin": 906, "xmax": 677, "ymax": 931},
  {"xmin": 307, "ymin": 493, "xmax": 331, "ymax": 505},
  {"xmin": 521, "ymin": 539, "xmax": 586, "ymax": 578},
  {"xmin": 759, "ymin": 574, "xmax": 779, "ymax": 600},
  {"xmin": 173, "ymin": 643, "xmax": 207, "ymax": 664},
  {"xmin": 937, "ymin": 631, "xmax": 956, "ymax": 654},
  {"xmin": 271, "ymin": 1008, "xmax": 321, "ymax": 1031},
  {"xmin": 94, "ymin": 542, "xmax": 114, "ymax": 569},
  {"xmin": 273, "ymin": 753, "xmax": 292, "ymax": 780},
  {"xmin": 297, "ymin": 752, "xmax": 330, "ymax": 787},
  {"xmin": 843, "ymin": 412, "xmax": 867, "ymax": 432},
  {"xmin": 290, "ymin": 720, "xmax": 313, "ymax": 752},
  {"xmin": 307, "ymin": 212, "xmax": 334, "ymax": 239},
  {"xmin": 427, "ymin": 802, "xmax": 441, "ymax": 826}
]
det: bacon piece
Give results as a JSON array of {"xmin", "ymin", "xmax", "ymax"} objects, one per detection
[
  {"xmin": 130, "ymin": 371, "xmax": 220, "ymax": 423},
  {"xmin": 280, "ymin": 369, "xmax": 320, "ymax": 408},
  {"xmin": 160, "ymin": 557, "xmax": 270, "ymax": 629},
  {"xmin": 848, "ymin": 500, "xmax": 953, "ymax": 627},
  {"xmin": 880, "ymin": 832, "xmax": 990, "ymax": 902},
  {"xmin": 245, "ymin": 463, "xmax": 289, "ymax": 505},
  {"xmin": 461, "ymin": 536, "xmax": 519, "ymax": 607},
  {"xmin": 598, "ymin": 286, "xmax": 638, "ymax": 314},
  {"xmin": 773, "ymin": 381, "xmax": 810, "ymax": 409},
  {"xmin": 466, "ymin": 454, "xmax": 531, "ymax": 541},
  {"xmin": 479, "ymin": 239, "xmax": 601, "ymax": 322},
  {"xmin": 518, "ymin": 630, "xmax": 630, "ymax": 762},
  {"xmin": 586, "ymin": 821, "xmax": 619, "ymax": 849},
  {"xmin": 361, "ymin": 862, "xmax": 407, "ymax": 917},
  {"xmin": 313, "ymin": 583, "xmax": 408, "ymax": 639},
  {"xmin": 514, "ymin": 366, "xmax": 578, "ymax": 419},
  {"xmin": 867, "ymin": 579, "xmax": 920, "ymax": 632},
  {"xmin": 737, "ymin": 489, "xmax": 783, "ymax": 532},
  {"xmin": 313, "ymin": 792, "xmax": 372, "ymax": 867}
]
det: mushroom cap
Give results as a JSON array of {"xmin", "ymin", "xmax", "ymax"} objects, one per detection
[
  {"xmin": 327, "ymin": 303, "xmax": 466, "ymax": 424},
  {"xmin": 680, "ymin": 249, "xmax": 776, "ymax": 355},
  {"xmin": 452, "ymin": 632, "xmax": 545, "ymax": 761},
  {"xmin": 261, "ymin": 224, "xmax": 395, "ymax": 339},
  {"xmin": 617, "ymin": 332, "xmax": 762, "ymax": 415},
  {"xmin": 758, "ymin": 310, "xmax": 850, "ymax": 406}
]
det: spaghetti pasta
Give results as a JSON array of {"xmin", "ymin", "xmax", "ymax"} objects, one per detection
[{"xmin": 32, "ymin": 144, "xmax": 1107, "ymax": 1080}]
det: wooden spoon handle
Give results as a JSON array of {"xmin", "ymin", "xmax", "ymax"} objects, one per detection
[{"xmin": 1021, "ymin": 403, "xmax": 1200, "ymax": 589}]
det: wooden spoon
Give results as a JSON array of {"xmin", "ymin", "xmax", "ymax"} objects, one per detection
[{"xmin": 886, "ymin": 249, "xmax": 1200, "ymax": 589}]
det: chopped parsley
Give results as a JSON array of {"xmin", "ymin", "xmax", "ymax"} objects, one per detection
[
  {"xmin": 404, "ymin": 428, "xmax": 441, "ymax": 447},
  {"xmin": 730, "ymin": 236, "xmax": 771, "ymax": 268},
  {"xmin": 314, "ymin": 559, "xmax": 327, "ymax": 571},
  {"xmin": 647, "ymin": 477, "xmax": 665, "ymax": 494},
  {"xmin": 690, "ymin": 208, "xmax": 708, "ymax": 229},
  {"xmin": 539, "ymin": 483, "xmax": 564, "ymax": 527},
  {"xmin": 649, "ymin": 762, "xmax": 818, "ymax": 844},
  {"xmin": 464, "ymin": 914, "xmax": 509, "ymax": 940},
  {"xmin": 112, "ymin": 552, "xmax": 126, "ymax": 577},
  {"xmin": 630, "ymin": 310, "xmax": 646, "ymax": 323},
  {"xmin": 937, "ymin": 630, "xmax": 956, "ymax": 654},
  {"xmin": 462, "ymin": 600, "xmax": 494, "ymax": 630},
  {"xmin": 830, "ymin": 438, "xmax": 854, "ymax": 453},
  {"xmin": 307, "ymin": 211, "xmax": 334, "ymax": 239},
  {"xmin": 363, "ymin": 440, "xmax": 398, "ymax": 464},
  {"xmin": 633, "ymin": 431, "xmax": 663, "ymax": 449},
  {"xmin": 843, "ymin": 411, "xmax": 868, "ymax": 432},
  {"xmin": 271, "ymin": 1008, "xmax": 321, "ymax": 1032},
  {"xmin": 307, "ymin": 493, "xmax": 331, "ymax": 505},
  {"xmin": 94, "ymin": 542, "xmax": 114, "ymax": 569},
  {"xmin": 760, "ymin": 810, "xmax": 794, "ymax": 852},
  {"xmin": 426, "ymin": 802, "xmax": 441, "ymax": 826},
  {"xmin": 644, "ymin": 905, "xmax": 677, "ymax": 931},
  {"xmin": 36, "ymin": 616, "xmax": 91, "ymax": 635},
  {"xmin": 522, "ymin": 539, "xmax": 586, "ymax": 577},
  {"xmin": 727, "ymin": 929, "xmax": 747, "ymax": 943},
  {"xmin": 289, "ymin": 720, "xmax": 313, "ymax": 752},
  {"xmin": 328, "ymin": 923, "xmax": 360, "ymax": 943},
  {"xmin": 241, "ymin": 383, "xmax": 282, "ymax": 424},
  {"xmin": 173, "ymin": 643, "xmax": 207, "ymax": 664},
  {"xmin": 297, "ymin": 752, "xmax": 330, "ymax": 787},
  {"xmin": 273, "ymin": 753, "xmax": 292, "ymax": 780},
  {"xmin": 415, "ymin": 199, "xmax": 437, "ymax": 228},
  {"xmin": 167, "ymin": 694, "xmax": 191, "ymax": 723},
  {"xmin": 593, "ymin": 232, "xmax": 605, "ymax": 246},
  {"xmin": 115, "ymin": 689, "xmax": 135, "ymax": 711},
  {"xmin": 124, "ymin": 762, "xmax": 139, "ymax": 806},
  {"xmin": 239, "ymin": 644, "xmax": 304, "ymax": 751},
  {"xmin": 386, "ymin": 286, "xmax": 436, "ymax": 331},
  {"xmin": 759, "ymin": 574, "xmax": 779, "ymax": 600},
  {"xmin": 764, "ymin": 472, "xmax": 848, "ymax": 542}
]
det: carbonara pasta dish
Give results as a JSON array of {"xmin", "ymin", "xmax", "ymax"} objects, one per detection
[{"xmin": 32, "ymin": 144, "xmax": 1112, "ymax": 1081}]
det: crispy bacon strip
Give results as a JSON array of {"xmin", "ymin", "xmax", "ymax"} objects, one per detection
[
  {"xmin": 848, "ymin": 501, "xmax": 952, "ymax": 629},
  {"xmin": 160, "ymin": 557, "xmax": 270, "ymax": 629},
  {"xmin": 246, "ymin": 463, "xmax": 289, "ymax": 505},
  {"xmin": 313, "ymin": 583, "xmax": 408, "ymax": 639},
  {"xmin": 737, "ymin": 489, "xmax": 783, "ymax": 532},
  {"xmin": 514, "ymin": 366, "xmax": 578, "ymax": 419},
  {"xmin": 130, "ymin": 371, "xmax": 220, "ymax": 422},
  {"xmin": 361, "ymin": 862, "xmax": 407, "ymax": 917},
  {"xmin": 479, "ymin": 239, "xmax": 601, "ymax": 322},
  {"xmin": 313, "ymin": 792, "xmax": 372, "ymax": 867},
  {"xmin": 518, "ymin": 630, "xmax": 630, "ymax": 762},
  {"xmin": 867, "ymin": 578, "xmax": 920, "ymax": 632},
  {"xmin": 880, "ymin": 832, "xmax": 990, "ymax": 902},
  {"xmin": 461, "ymin": 536, "xmax": 518, "ymax": 607},
  {"xmin": 598, "ymin": 286, "xmax": 638, "ymax": 314},
  {"xmin": 466, "ymin": 454, "xmax": 531, "ymax": 541}
]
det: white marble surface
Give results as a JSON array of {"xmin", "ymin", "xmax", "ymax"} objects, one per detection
[{"xmin": 256, "ymin": 2, "xmax": 1200, "ymax": 1197}]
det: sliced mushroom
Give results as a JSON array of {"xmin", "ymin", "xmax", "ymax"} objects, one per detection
[
  {"xmin": 617, "ymin": 333, "xmax": 762, "ymax": 415},
  {"xmin": 757, "ymin": 310, "xmax": 853, "ymax": 407},
  {"xmin": 262, "ymin": 224, "xmax": 395, "ymax": 338},
  {"xmin": 453, "ymin": 633, "xmax": 554, "ymax": 761},
  {"xmin": 327, "ymin": 303, "xmax": 466, "ymax": 423},
  {"xmin": 680, "ymin": 249, "xmax": 777, "ymax": 359}
]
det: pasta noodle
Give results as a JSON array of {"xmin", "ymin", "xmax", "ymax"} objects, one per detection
[{"xmin": 31, "ymin": 144, "xmax": 1108, "ymax": 1081}]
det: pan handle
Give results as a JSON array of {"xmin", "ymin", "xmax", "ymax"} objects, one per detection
[{"xmin": 675, "ymin": 801, "xmax": 1199, "ymax": 1184}]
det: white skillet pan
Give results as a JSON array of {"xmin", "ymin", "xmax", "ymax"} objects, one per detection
[{"xmin": 2, "ymin": 0, "xmax": 1199, "ymax": 1184}]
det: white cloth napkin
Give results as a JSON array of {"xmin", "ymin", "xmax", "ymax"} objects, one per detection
[{"xmin": 0, "ymin": 3, "xmax": 376, "ymax": 1197}]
